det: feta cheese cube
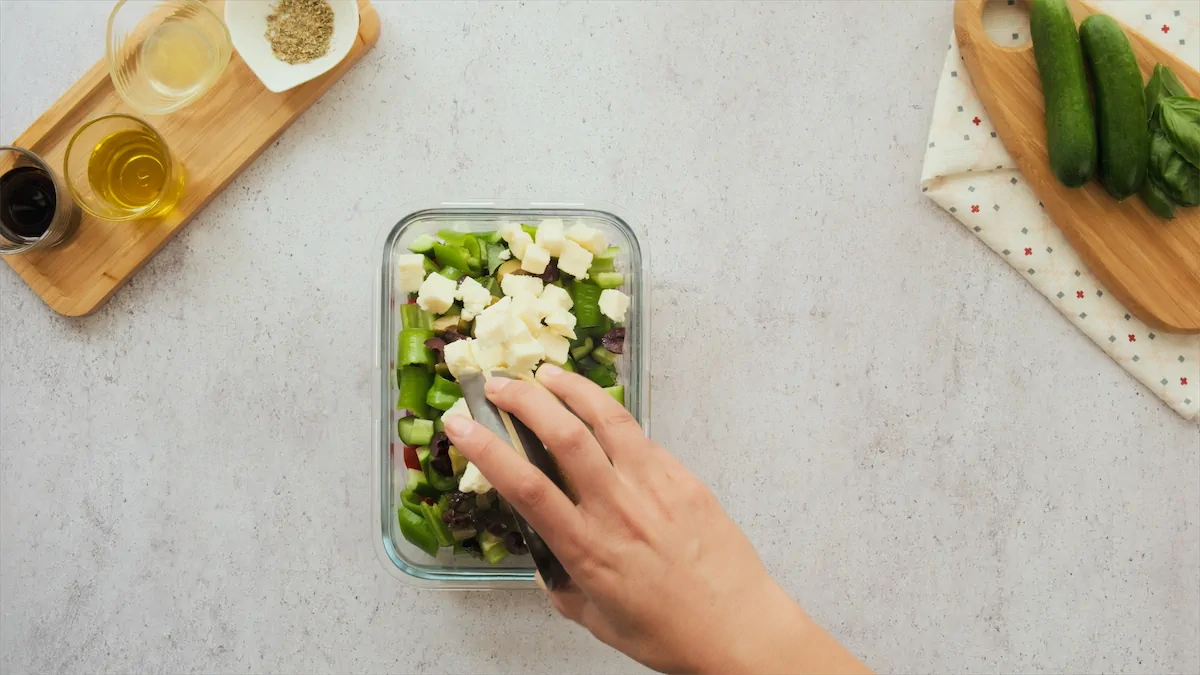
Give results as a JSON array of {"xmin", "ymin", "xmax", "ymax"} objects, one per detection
[
  {"xmin": 510, "ymin": 293, "xmax": 544, "ymax": 332},
  {"xmin": 520, "ymin": 243, "xmax": 551, "ymax": 274},
  {"xmin": 566, "ymin": 223, "xmax": 607, "ymax": 254},
  {"xmin": 473, "ymin": 296, "xmax": 511, "ymax": 343},
  {"xmin": 471, "ymin": 340, "xmax": 507, "ymax": 373},
  {"xmin": 444, "ymin": 339, "xmax": 480, "ymax": 380},
  {"xmin": 598, "ymin": 289, "xmax": 631, "ymax": 323},
  {"xmin": 509, "ymin": 230, "xmax": 533, "ymax": 259},
  {"xmin": 456, "ymin": 277, "xmax": 492, "ymax": 320},
  {"xmin": 459, "ymin": 462, "xmax": 492, "ymax": 494},
  {"xmin": 538, "ymin": 331, "xmax": 571, "ymax": 365},
  {"xmin": 539, "ymin": 283, "xmax": 573, "ymax": 311},
  {"xmin": 507, "ymin": 341, "xmax": 546, "ymax": 372},
  {"xmin": 543, "ymin": 307, "xmax": 577, "ymax": 339},
  {"xmin": 503, "ymin": 314, "xmax": 534, "ymax": 344},
  {"xmin": 556, "ymin": 240, "xmax": 593, "ymax": 279},
  {"xmin": 535, "ymin": 218, "xmax": 567, "ymax": 256},
  {"xmin": 416, "ymin": 272, "xmax": 457, "ymax": 314},
  {"xmin": 500, "ymin": 273, "xmax": 544, "ymax": 299},
  {"xmin": 442, "ymin": 395, "xmax": 473, "ymax": 420},
  {"xmin": 498, "ymin": 248, "xmax": 512, "ymax": 261},
  {"xmin": 498, "ymin": 222, "xmax": 522, "ymax": 243},
  {"xmin": 396, "ymin": 254, "xmax": 428, "ymax": 294}
]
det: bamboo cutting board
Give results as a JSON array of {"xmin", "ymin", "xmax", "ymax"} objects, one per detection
[
  {"xmin": 955, "ymin": 0, "xmax": 1200, "ymax": 334},
  {"xmin": 3, "ymin": 0, "xmax": 380, "ymax": 316}
]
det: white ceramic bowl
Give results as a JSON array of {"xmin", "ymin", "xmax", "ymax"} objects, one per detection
[{"xmin": 225, "ymin": 0, "xmax": 359, "ymax": 93}]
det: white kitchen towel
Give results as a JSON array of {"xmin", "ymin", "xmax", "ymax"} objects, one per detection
[{"xmin": 921, "ymin": 0, "xmax": 1200, "ymax": 420}]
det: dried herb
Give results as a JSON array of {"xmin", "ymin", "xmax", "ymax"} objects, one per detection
[{"xmin": 265, "ymin": 0, "xmax": 334, "ymax": 65}]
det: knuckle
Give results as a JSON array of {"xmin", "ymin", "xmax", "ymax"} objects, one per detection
[
  {"xmin": 599, "ymin": 410, "xmax": 638, "ymax": 433},
  {"xmin": 556, "ymin": 424, "xmax": 595, "ymax": 452},
  {"xmin": 515, "ymin": 472, "xmax": 548, "ymax": 509}
]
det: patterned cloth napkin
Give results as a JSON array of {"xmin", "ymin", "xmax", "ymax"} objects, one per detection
[{"xmin": 921, "ymin": 0, "xmax": 1200, "ymax": 420}]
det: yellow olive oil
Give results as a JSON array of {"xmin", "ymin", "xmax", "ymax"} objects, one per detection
[{"xmin": 86, "ymin": 128, "xmax": 182, "ymax": 217}]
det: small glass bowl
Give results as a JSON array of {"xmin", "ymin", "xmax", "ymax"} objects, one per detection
[
  {"xmin": 107, "ymin": 0, "xmax": 232, "ymax": 115},
  {"xmin": 62, "ymin": 114, "xmax": 185, "ymax": 221},
  {"xmin": 0, "ymin": 146, "xmax": 81, "ymax": 255}
]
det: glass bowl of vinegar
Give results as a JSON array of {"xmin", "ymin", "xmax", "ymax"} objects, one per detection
[{"xmin": 107, "ymin": 0, "xmax": 232, "ymax": 115}]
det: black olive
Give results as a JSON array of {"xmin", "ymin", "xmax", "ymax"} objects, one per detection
[
  {"xmin": 504, "ymin": 531, "xmax": 528, "ymax": 555},
  {"xmin": 430, "ymin": 454, "xmax": 454, "ymax": 476}
]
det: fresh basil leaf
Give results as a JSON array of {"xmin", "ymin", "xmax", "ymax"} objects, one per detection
[
  {"xmin": 1140, "ymin": 175, "xmax": 1177, "ymax": 220},
  {"xmin": 1159, "ymin": 96, "xmax": 1200, "ymax": 167},
  {"xmin": 1145, "ymin": 64, "xmax": 1189, "ymax": 121},
  {"xmin": 1142, "ymin": 129, "xmax": 1200, "ymax": 205}
]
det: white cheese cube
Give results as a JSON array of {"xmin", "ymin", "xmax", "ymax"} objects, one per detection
[
  {"xmin": 535, "ymin": 218, "xmax": 567, "ymax": 256},
  {"xmin": 520, "ymin": 243, "xmax": 551, "ymax": 274},
  {"xmin": 473, "ymin": 296, "xmax": 511, "ymax": 343},
  {"xmin": 442, "ymin": 395, "xmax": 473, "ymax": 421},
  {"xmin": 509, "ymin": 230, "xmax": 533, "ymax": 260},
  {"xmin": 500, "ymin": 274, "xmax": 544, "ymax": 299},
  {"xmin": 456, "ymin": 277, "xmax": 492, "ymax": 320},
  {"xmin": 543, "ymin": 307, "xmax": 577, "ymax": 339},
  {"xmin": 471, "ymin": 340, "xmax": 507, "ymax": 373},
  {"xmin": 507, "ymin": 341, "xmax": 546, "ymax": 372},
  {"xmin": 566, "ymin": 223, "xmax": 607, "ymax": 254},
  {"xmin": 598, "ymin": 289, "xmax": 631, "ymax": 323},
  {"xmin": 498, "ymin": 248, "xmax": 512, "ymax": 261},
  {"xmin": 498, "ymin": 222, "xmax": 522, "ymax": 243},
  {"xmin": 459, "ymin": 462, "xmax": 492, "ymax": 494},
  {"xmin": 556, "ymin": 240, "xmax": 593, "ymax": 279},
  {"xmin": 510, "ymin": 294, "xmax": 544, "ymax": 332},
  {"xmin": 538, "ymin": 331, "xmax": 571, "ymax": 365},
  {"xmin": 539, "ymin": 283, "xmax": 573, "ymax": 311},
  {"xmin": 444, "ymin": 339, "xmax": 480, "ymax": 380},
  {"xmin": 503, "ymin": 314, "xmax": 534, "ymax": 345},
  {"xmin": 416, "ymin": 272, "xmax": 457, "ymax": 314},
  {"xmin": 396, "ymin": 254, "xmax": 428, "ymax": 294}
]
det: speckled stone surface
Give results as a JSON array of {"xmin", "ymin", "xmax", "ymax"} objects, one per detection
[{"xmin": 2, "ymin": 2, "xmax": 1197, "ymax": 673}]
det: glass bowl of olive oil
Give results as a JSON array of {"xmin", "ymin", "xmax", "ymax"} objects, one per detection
[
  {"xmin": 63, "ymin": 114, "xmax": 185, "ymax": 221},
  {"xmin": 107, "ymin": 0, "xmax": 232, "ymax": 115}
]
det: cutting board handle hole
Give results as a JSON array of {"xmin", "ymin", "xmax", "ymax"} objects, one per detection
[{"xmin": 981, "ymin": 0, "xmax": 1031, "ymax": 50}]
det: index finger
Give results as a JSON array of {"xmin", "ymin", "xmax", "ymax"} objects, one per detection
[
  {"xmin": 535, "ymin": 364, "xmax": 651, "ymax": 466},
  {"xmin": 442, "ymin": 414, "xmax": 586, "ymax": 560}
]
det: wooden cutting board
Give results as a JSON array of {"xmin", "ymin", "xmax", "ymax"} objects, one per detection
[
  {"xmin": 955, "ymin": 0, "xmax": 1200, "ymax": 334},
  {"xmin": 3, "ymin": 0, "xmax": 380, "ymax": 317}
]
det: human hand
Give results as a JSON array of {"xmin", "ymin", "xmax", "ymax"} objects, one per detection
[{"xmin": 442, "ymin": 365, "xmax": 870, "ymax": 675}]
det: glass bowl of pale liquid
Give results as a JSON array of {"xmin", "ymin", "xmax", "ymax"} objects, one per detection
[{"xmin": 107, "ymin": 0, "xmax": 232, "ymax": 115}]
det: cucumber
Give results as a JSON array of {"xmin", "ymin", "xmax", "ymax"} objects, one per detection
[
  {"xmin": 408, "ymin": 234, "xmax": 438, "ymax": 254},
  {"xmin": 398, "ymin": 417, "xmax": 435, "ymax": 446},
  {"xmin": 1079, "ymin": 15, "xmax": 1148, "ymax": 199},
  {"xmin": 1030, "ymin": 0, "xmax": 1098, "ymax": 187}
]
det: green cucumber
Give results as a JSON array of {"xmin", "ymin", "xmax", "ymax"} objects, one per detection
[
  {"xmin": 603, "ymin": 385, "xmax": 625, "ymax": 407},
  {"xmin": 593, "ymin": 272, "xmax": 625, "ymax": 289},
  {"xmin": 398, "ymin": 417, "xmax": 435, "ymax": 446},
  {"xmin": 408, "ymin": 234, "xmax": 438, "ymax": 254},
  {"xmin": 1079, "ymin": 14, "xmax": 1148, "ymax": 199},
  {"xmin": 590, "ymin": 347, "xmax": 617, "ymax": 367},
  {"xmin": 1030, "ymin": 0, "xmax": 1098, "ymax": 187}
]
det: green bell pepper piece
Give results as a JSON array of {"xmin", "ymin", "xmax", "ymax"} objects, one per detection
[
  {"xmin": 398, "ymin": 507, "xmax": 439, "ymax": 556},
  {"xmin": 397, "ymin": 366, "xmax": 433, "ymax": 417},
  {"xmin": 426, "ymin": 374, "xmax": 463, "ymax": 411},
  {"xmin": 421, "ymin": 502, "xmax": 455, "ymax": 548},
  {"xmin": 398, "ymin": 328, "xmax": 435, "ymax": 366}
]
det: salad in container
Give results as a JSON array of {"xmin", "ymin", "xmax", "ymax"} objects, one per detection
[{"xmin": 373, "ymin": 202, "xmax": 648, "ymax": 588}]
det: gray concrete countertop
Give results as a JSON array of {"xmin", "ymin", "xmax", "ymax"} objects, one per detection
[{"xmin": 2, "ymin": 2, "xmax": 1197, "ymax": 673}]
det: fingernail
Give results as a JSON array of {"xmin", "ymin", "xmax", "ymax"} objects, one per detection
[
  {"xmin": 538, "ymin": 364, "xmax": 562, "ymax": 378},
  {"xmin": 443, "ymin": 415, "xmax": 471, "ymax": 438},
  {"xmin": 485, "ymin": 377, "xmax": 511, "ymax": 394}
]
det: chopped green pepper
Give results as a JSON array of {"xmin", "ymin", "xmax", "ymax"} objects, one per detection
[
  {"xmin": 400, "ymin": 304, "xmax": 434, "ymax": 330},
  {"xmin": 478, "ymin": 531, "xmax": 509, "ymax": 564},
  {"xmin": 603, "ymin": 385, "xmax": 625, "ymax": 407},
  {"xmin": 397, "ymin": 366, "xmax": 433, "ymax": 417},
  {"xmin": 426, "ymin": 374, "xmax": 463, "ymax": 411},
  {"xmin": 591, "ymin": 346, "xmax": 618, "ymax": 367},
  {"xmin": 421, "ymin": 502, "xmax": 455, "ymax": 548},
  {"xmin": 398, "ymin": 328, "xmax": 435, "ymax": 366},
  {"xmin": 399, "ymin": 488, "xmax": 425, "ymax": 515},
  {"xmin": 433, "ymin": 243, "xmax": 473, "ymax": 274},
  {"xmin": 436, "ymin": 230, "xmax": 470, "ymax": 246},
  {"xmin": 570, "ymin": 337, "xmax": 594, "ymax": 361},
  {"xmin": 399, "ymin": 507, "xmax": 440, "ymax": 556}
]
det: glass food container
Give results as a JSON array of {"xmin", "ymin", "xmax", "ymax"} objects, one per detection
[{"xmin": 373, "ymin": 201, "xmax": 650, "ymax": 589}]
